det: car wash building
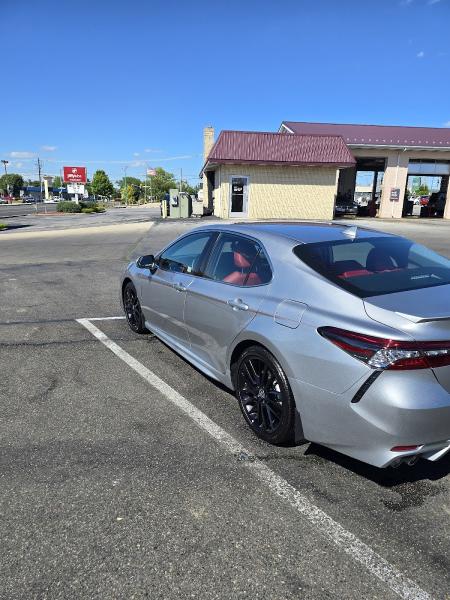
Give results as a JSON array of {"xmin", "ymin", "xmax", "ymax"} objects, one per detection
[
  {"xmin": 280, "ymin": 122, "xmax": 450, "ymax": 220},
  {"xmin": 201, "ymin": 123, "xmax": 450, "ymax": 220}
]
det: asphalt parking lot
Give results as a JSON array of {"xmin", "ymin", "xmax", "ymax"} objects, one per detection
[{"xmin": 1, "ymin": 215, "xmax": 449, "ymax": 599}]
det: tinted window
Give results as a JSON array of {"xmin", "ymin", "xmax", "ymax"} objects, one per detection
[
  {"xmin": 158, "ymin": 232, "xmax": 212, "ymax": 274},
  {"xmin": 205, "ymin": 233, "xmax": 272, "ymax": 286},
  {"xmin": 294, "ymin": 236, "xmax": 450, "ymax": 298}
]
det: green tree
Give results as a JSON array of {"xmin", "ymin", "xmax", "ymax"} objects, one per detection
[
  {"xmin": 121, "ymin": 183, "xmax": 140, "ymax": 204},
  {"xmin": 0, "ymin": 173, "xmax": 24, "ymax": 196},
  {"xmin": 415, "ymin": 184, "xmax": 429, "ymax": 196},
  {"xmin": 148, "ymin": 167, "xmax": 177, "ymax": 200},
  {"xmin": 91, "ymin": 170, "xmax": 114, "ymax": 198},
  {"xmin": 117, "ymin": 176, "xmax": 142, "ymax": 190},
  {"xmin": 52, "ymin": 175, "xmax": 62, "ymax": 189},
  {"xmin": 178, "ymin": 179, "xmax": 199, "ymax": 195}
]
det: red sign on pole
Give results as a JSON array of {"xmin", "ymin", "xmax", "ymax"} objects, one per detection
[{"xmin": 63, "ymin": 166, "xmax": 87, "ymax": 184}]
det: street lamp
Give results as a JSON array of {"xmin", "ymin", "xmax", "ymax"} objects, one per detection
[{"xmin": 1, "ymin": 159, "xmax": 9, "ymax": 175}]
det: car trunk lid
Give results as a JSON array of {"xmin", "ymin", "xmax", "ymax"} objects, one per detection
[{"xmin": 364, "ymin": 285, "xmax": 450, "ymax": 392}]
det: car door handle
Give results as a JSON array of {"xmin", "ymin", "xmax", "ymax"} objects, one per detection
[
  {"xmin": 227, "ymin": 298, "xmax": 249, "ymax": 311},
  {"xmin": 173, "ymin": 282, "xmax": 187, "ymax": 292}
]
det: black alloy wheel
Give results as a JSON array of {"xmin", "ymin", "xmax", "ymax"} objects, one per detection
[
  {"xmin": 123, "ymin": 281, "xmax": 148, "ymax": 334},
  {"xmin": 235, "ymin": 345, "xmax": 295, "ymax": 444}
]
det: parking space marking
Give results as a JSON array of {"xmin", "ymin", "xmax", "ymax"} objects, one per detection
[
  {"xmin": 77, "ymin": 316, "xmax": 432, "ymax": 600},
  {"xmin": 84, "ymin": 316, "xmax": 126, "ymax": 321}
]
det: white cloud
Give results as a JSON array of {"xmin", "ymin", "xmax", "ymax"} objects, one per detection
[
  {"xmin": 9, "ymin": 151, "xmax": 36, "ymax": 159},
  {"xmin": 144, "ymin": 148, "xmax": 163, "ymax": 153},
  {"xmin": 157, "ymin": 154, "xmax": 193, "ymax": 162},
  {"xmin": 417, "ymin": 51, "xmax": 425, "ymax": 58},
  {"xmin": 428, "ymin": 0, "xmax": 441, "ymax": 5},
  {"xmin": 444, "ymin": 121, "xmax": 450, "ymax": 127},
  {"xmin": 41, "ymin": 145, "xmax": 57, "ymax": 152},
  {"xmin": 133, "ymin": 152, "xmax": 140, "ymax": 157}
]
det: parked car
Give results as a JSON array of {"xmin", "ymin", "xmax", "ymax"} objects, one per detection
[
  {"xmin": 334, "ymin": 200, "xmax": 358, "ymax": 217},
  {"xmin": 121, "ymin": 223, "xmax": 450, "ymax": 468}
]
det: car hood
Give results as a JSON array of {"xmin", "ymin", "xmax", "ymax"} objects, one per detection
[{"xmin": 364, "ymin": 285, "xmax": 450, "ymax": 393}]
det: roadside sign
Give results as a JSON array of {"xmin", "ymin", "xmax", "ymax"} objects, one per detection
[
  {"xmin": 63, "ymin": 166, "xmax": 87, "ymax": 184},
  {"xmin": 390, "ymin": 188, "xmax": 401, "ymax": 202},
  {"xmin": 67, "ymin": 183, "xmax": 85, "ymax": 194}
]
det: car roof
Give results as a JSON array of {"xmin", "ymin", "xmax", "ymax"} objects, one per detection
[{"xmin": 201, "ymin": 221, "xmax": 395, "ymax": 244}]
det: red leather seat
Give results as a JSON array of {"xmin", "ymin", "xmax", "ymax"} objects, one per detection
[{"xmin": 223, "ymin": 251, "xmax": 261, "ymax": 285}]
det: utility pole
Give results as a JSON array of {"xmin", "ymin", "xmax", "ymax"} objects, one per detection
[
  {"xmin": 37, "ymin": 158, "xmax": 42, "ymax": 200},
  {"xmin": 1, "ymin": 159, "xmax": 9, "ymax": 175},
  {"xmin": 179, "ymin": 168, "xmax": 182, "ymax": 193},
  {"xmin": 124, "ymin": 166, "xmax": 128, "ymax": 204},
  {"xmin": 144, "ymin": 166, "xmax": 147, "ymax": 204}
]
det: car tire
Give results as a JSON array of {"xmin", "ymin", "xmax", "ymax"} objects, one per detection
[
  {"xmin": 235, "ymin": 345, "xmax": 296, "ymax": 445},
  {"xmin": 123, "ymin": 281, "xmax": 148, "ymax": 334}
]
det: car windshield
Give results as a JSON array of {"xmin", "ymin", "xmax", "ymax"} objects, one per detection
[{"xmin": 294, "ymin": 236, "xmax": 450, "ymax": 298}]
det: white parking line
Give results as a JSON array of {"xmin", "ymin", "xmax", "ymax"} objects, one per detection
[
  {"xmin": 77, "ymin": 316, "xmax": 432, "ymax": 600},
  {"xmin": 85, "ymin": 316, "xmax": 126, "ymax": 321}
]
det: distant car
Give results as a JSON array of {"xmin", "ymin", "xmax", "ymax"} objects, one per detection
[
  {"xmin": 23, "ymin": 196, "xmax": 36, "ymax": 203},
  {"xmin": 121, "ymin": 222, "xmax": 450, "ymax": 469},
  {"xmin": 0, "ymin": 197, "xmax": 6, "ymax": 204},
  {"xmin": 334, "ymin": 201, "xmax": 358, "ymax": 217}
]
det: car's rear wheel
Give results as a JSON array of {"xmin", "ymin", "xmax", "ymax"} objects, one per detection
[
  {"xmin": 235, "ymin": 345, "xmax": 295, "ymax": 444},
  {"xmin": 123, "ymin": 281, "xmax": 148, "ymax": 334}
]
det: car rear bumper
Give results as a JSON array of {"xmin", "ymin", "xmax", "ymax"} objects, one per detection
[{"xmin": 289, "ymin": 368, "xmax": 450, "ymax": 468}]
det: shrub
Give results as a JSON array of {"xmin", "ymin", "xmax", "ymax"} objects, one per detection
[
  {"xmin": 79, "ymin": 201, "xmax": 105, "ymax": 213},
  {"xmin": 57, "ymin": 201, "xmax": 81, "ymax": 213},
  {"xmin": 0, "ymin": 222, "xmax": 6, "ymax": 231},
  {"xmin": 81, "ymin": 207, "xmax": 94, "ymax": 214}
]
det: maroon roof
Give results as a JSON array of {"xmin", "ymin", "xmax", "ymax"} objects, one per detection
[
  {"xmin": 281, "ymin": 121, "xmax": 450, "ymax": 149},
  {"xmin": 203, "ymin": 130, "xmax": 355, "ymax": 172}
]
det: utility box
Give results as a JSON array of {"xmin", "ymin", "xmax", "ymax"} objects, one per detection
[
  {"xmin": 192, "ymin": 197, "xmax": 205, "ymax": 217},
  {"xmin": 168, "ymin": 189, "xmax": 192, "ymax": 218}
]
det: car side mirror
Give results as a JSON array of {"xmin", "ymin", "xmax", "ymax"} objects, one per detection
[{"xmin": 137, "ymin": 254, "xmax": 157, "ymax": 273}]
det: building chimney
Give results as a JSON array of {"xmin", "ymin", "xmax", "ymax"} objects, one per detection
[{"xmin": 203, "ymin": 126, "xmax": 214, "ymax": 161}]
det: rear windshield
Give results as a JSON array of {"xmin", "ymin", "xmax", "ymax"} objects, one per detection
[{"xmin": 294, "ymin": 236, "xmax": 450, "ymax": 298}]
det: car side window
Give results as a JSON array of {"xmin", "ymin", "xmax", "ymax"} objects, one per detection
[
  {"xmin": 158, "ymin": 232, "xmax": 212, "ymax": 275},
  {"xmin": 204, "ymin": 233, "xmax": 272, "ymax": 286}
]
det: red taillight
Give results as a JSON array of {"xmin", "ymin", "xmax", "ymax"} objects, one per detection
[
  {"xmin": 391, "ymin": 445, "xmax": 420, "ymax": 452},
  {"xmin": 318, "ymin": 327, "xmax": 450, "ymax": 371}
]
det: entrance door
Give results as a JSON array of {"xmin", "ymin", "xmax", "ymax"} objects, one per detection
[{"xmin": 229, "ymin": 176, "xmax": 249, "ymax": 217}]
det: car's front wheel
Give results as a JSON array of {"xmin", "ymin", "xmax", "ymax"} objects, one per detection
[
  {"xmin": 235, "ymin": 345, "xmax": 296, "ymax": 444},
  {"xmin": 123, "ymin": 281, "xmax": 148, "ymax": 334}
]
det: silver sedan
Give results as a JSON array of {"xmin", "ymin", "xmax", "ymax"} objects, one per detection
[{"xmin": 121, "ymin": 222, "xmax": 450, "ymax": 468}]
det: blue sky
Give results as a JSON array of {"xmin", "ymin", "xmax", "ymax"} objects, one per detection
[{"xmin": 2, "ymin": 0, "xmax": 449, "ymax": 186}]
